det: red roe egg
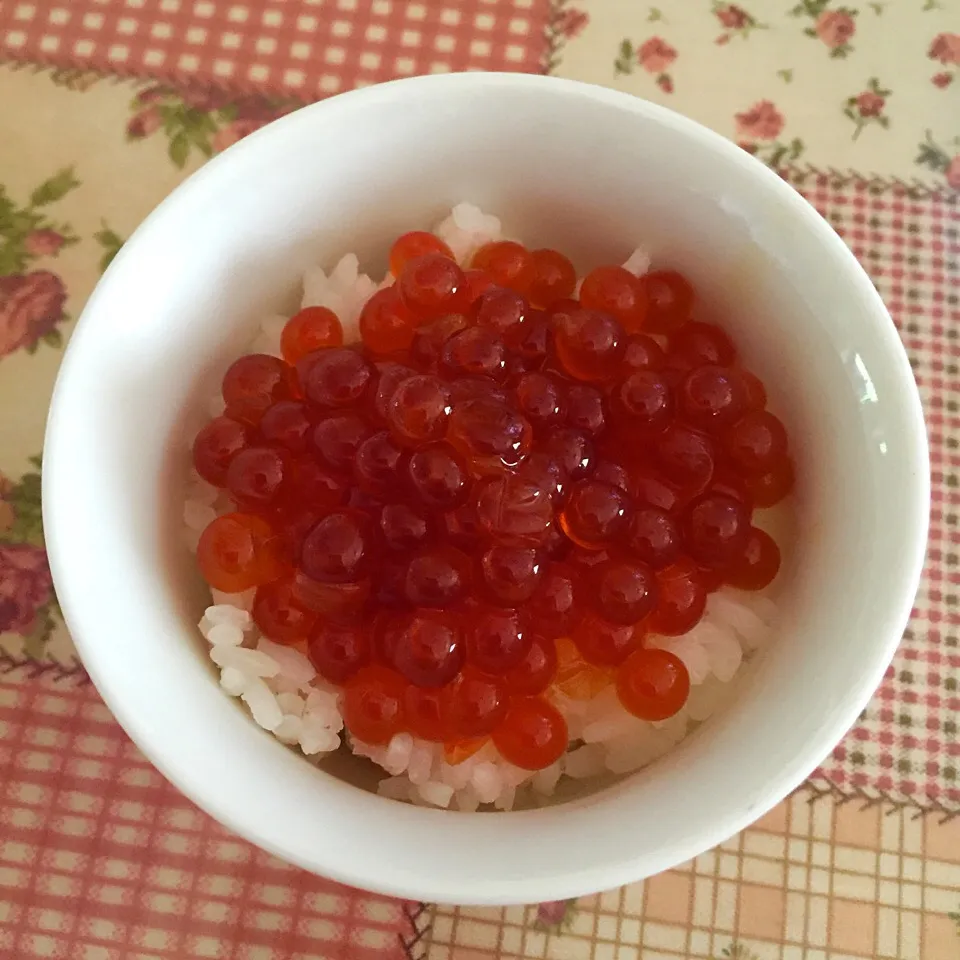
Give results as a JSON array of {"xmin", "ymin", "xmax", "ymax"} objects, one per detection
[
  {"xmin": 462, "ymin": 269, "xmax": 496, "ymax": 306},
  {"xmin": 565, "ymin": 385, "xmax": 606, "ymax": 436},
  {"xmin": 649, "ymin": 559, "xmax": 707, "ymax": 636},
  {"xmin": 407, "ymin": 443, "xmax": 469, "ymax": 509},
  {"xmin": 573, "ymin": 613, "xmax": 642, "ymax": 667},
  {"xmin": 493, "ymin": 697, "xmax": 568, "ymax": 770},
  {"xmin": 471, "ymin": 241, "xmax": 533, "ymax": 293},
  {"xmin": 281, "ymin": 306, "xmax": 344, "ymax": 364},
  {"xmin": 389, "ymin": 231, "xmax": 454, "ymax": 277},
  {"xmin": 724, "ymin": 410, "xmax": 789, "ymax": 475},
  {"xmin": 441, "ymin": 327, "xmax": 506, "ymax": 381},
  {"xmin": 527, "ymin": 248, "xmax": 576, "ymax": 307},
  {"xmin": 252, "ymin": 577, "xmax": 317, "ymax": 645},
  {"xmin": 259, "ymin": 401, "xmax": 312, "ymax": 455},
  {"xmin": 684, "ymin": 492, "xmax": 750, "ymax": 569},
  {"xmin": 559, "ymin": 480, "xmax": 631, "ymax": 550},
  {"xmin": 616, "ymin": 648, "xmax": 690, "ymax": 720},
  {"xmin": 610, "ymin": 370, "xmax": 673, "ymax": 434},
  {"xmin": 313, "ymin": 413, "xmax": 371, "ymax": 474},
  {"xmin": 505, "ymin": 634, "xmax": 557, "ymax": 696},
  {"xmin": 404, "ymin": 686, "xmax": 451, "ymax": 742},
  {"xmin": 447, "ymin": 398, "xmax": 532, "ymax": 472},
  {"xmin": 193, "ymin": 416, "xmax": 249, "ymax": 486},
  {"xmin": 308, "ymin": 620, "xmax": 371, "ymax": 684},
  {"xmin": 222, "ymin": 354, "xmax": 296, "ymax": 425},
  {"xmin": 579, "ymin": 265, "xmax": 647, "ymax": 331},
  {"xmin": 541, "ymin": 428, "xmax": 595, "ymax": 480},
  {"xmin": 379, "ymin": 502, "xmax": 430, "ymax": 552},
  {"xmin": 672, "ymin": 321, "xmax": 736, "ymax": 367},
  {"xmin": 300, "ymin": 510, "xmax": 376, "ymax": 584},
  {"xmin": 226, "ymin": 446, "xmax": 290, "ymax": 508},
  {"xmin": 284, "ymin": 458, "xmax": 344, "ymax": 512},
  {"xmin": 593, "ymin": 559, "xmax": 658, "ymax": 625},
  {"xmin": 342, "ymin": 665, "xmax": 406, "ymax": 744},
  {"xmin": 354, "ymin": 430, "xmax": 403, "ymax": 495},
  {"xmin": 553, "ymin": 308, "xmax": 626, "ymax": 382},
  {"xmin": 678, "ymin": 366, "xmax": 747, "ymax": 433},
  {"xmin": 410, "ymin": 314, "xmax": 469, "ymax": 370},
  {"xmin": 467, "ymin": 607, "xmax": 531, "ymax": 675},
  {"xmin": 197, "ymin": 512, "xmax": 284, "ymax": 593},
  {"xmin": 626, "ymin": 505, "xmax": 682, "ymax": 570},
  {"xmin": 504, "ymin": 309, "xmax": 551, "ymax": 369},
  {"xmin": 475, "ymin": 472, "xmax": 554, "ymax": 546},
  {"xmin": 655, "ymin": 423, "xmax": 715, "ymax": 492},
  {"xmin": 386, "ymin": 375, "xmax": 450, "ymax": 446},
  {"xmin": 638, "ymin": 269, "xmax": 694, "ymax": 335},
  {"xmin": 622, "ymin": 333, "xmax": 666, "ymax": 372},
  {"xmin": 744, "ymin": 457, "xmax": 795, "ymax": 508},
  {"xmin": 444, "ymin": 667, "xmax": 508, "ymax": 738},
  {"xmin": 479, "ymin": 544, "xmax": 542, "ymax": 605},
  {"xmin": 393, "ymin": 609, "xmax": 465, "ymax": 687},
  {"xmin": 404, "ymin": 547, "xmax": 469, "ymax": 608},
  {"xmin": 474, "ymin": 288, "xmax": 528, "ymax": 334},
  {"xmin": 726, "ymin": 526, "xmax": 781, "ymax": 590},
  {"xmin": 359, "ymin": 287, "xmax": 418, "ymax": 356},
  {"xmin": 515, "ymin": 372, "xmax": 565, "ymax": 427},
  {"xmin": 302, "ymin": 347, "xmax": 374, "ymax": 408},
  {"xmin": 399, "ymin": 253, "xmax": 469, "ymax": 319},
  {"xmin": 528, "ymin": 562, "xmax": 578, "ymax": 636}
]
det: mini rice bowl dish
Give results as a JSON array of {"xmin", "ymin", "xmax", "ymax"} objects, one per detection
[{"xmin": 43, "ymin": 73, "xmax": 928, "ymax": 905}]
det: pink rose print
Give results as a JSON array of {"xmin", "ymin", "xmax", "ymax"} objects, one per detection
[
  {"xmin": 734, "ymin": 101, "xmax": 804, "ymax": 167},
  {"xmin": 932, "ymin": 71, "xmax": 954, "ymax": 88},
  {"xmin": 555, "ymin": 8, "xmax": 589, "ymax": 39},
  {"xmin": 637, "ymin": 37, "xmax": 677, "ymax": 73},
  {"xmin": 127, "ymin": 105, "xmax": 162, "ymax": 140},
  {"xmin": 656, "ymin": 75, "xmax": 674, "ymax": 93},
  {"xmin": 791, "ymin": 3, "xmax": 857, "ymax": 58},
  {"xmin": 815, "ymin": 10, "xmax": 856, "ymax": 49},
  {"xmin": 947, "ymin": 156, "xmax": 960, "ymax": 191},
  {"xmin": 0, "ymin": 272, "xmax": 67, "ymax": 358},
  {"xmin": 535, "ymin": 900, "xmax": 577, "ymax": 930},
  {"xmin": 712, "ymin": 2, "xmax": 766, "ymax": 44},
  {"xmin": 735, "ymin": 100, "xmax": 784, "ymax": 141},
  {"xmin": 0, "ymin": 543, "xmax": 53, "ymax": 637},
  {"xmin": 844, "ymin": 78, "xmax": 891, "ymax": 140},
  {"xmin": 855, "ymin": 92, "xmax": 884, "ymax": 117},
  {"xmin": 212, "ymin": 118, "xmax": 266, "ymax": 154},
  {"xmin": 23, "ymin": 229, "xmax": 65, "ymax": 257},
  {"xmin": 928, "ymin": 33, "xmax": 960, "ymax": 65},
  {"xmin": 716, "ymin": 4, "xmax": 749, "ymax": 28}
]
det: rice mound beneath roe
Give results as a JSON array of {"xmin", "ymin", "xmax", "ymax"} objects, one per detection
[{"xmin": 183, "ymin": 203, "xmax": 779, "ymax": 811}]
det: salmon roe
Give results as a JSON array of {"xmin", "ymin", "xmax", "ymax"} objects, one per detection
[{"xmin": 192, "ymin": 230, "xmax": 793, "ymax": 770}]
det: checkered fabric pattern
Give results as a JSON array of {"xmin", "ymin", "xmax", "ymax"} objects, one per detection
[
  {"xmin": 0, "ymin": 0, "xmax": 553, "ymax": 96},
  {"xmin": 427, "ymin": 794, "xmax": 960, "ymax": 960},
  {"xmin": 788, "ymin": 173, "xmax": 960, "ymax": 813},
  {"xmin": 0, "ymin": 670, "xmax": 414, "ymax": 960}
]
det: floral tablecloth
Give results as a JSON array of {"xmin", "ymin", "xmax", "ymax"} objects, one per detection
[{"xmin": 0, "ymin": 1, "xmax": 957, "ymax": 958}]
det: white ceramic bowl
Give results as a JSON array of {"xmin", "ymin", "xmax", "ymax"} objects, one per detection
[{"xmin": 43, "ymin": 73, "xmax": 928, "ymax": 906}]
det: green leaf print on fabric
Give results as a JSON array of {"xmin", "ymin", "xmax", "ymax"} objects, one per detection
[
  {"xmin": 915, "ymin": 131, "xmax": 960, "ymax": 189},
  {"xmin": 94, "ymin": 222, "xmax": 124, "ymax": 274},
  {"xmin": 126, "ymin": 83, "xmax": 300, "ymax": 169}
]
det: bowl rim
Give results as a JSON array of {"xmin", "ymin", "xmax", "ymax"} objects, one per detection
[{"xmin": 43, "ymin": 71, "xmax": 929, "ymax": 905}]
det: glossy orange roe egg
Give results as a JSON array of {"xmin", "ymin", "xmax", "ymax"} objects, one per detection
[
  {"xmin": 553, "ymin": 308, "xmax": 625, "ymax": 382},
  {"xmin": 579, "ymin": 265, "xmax": 647, "ymax": 331},
  {"xmin": 616, "ymin": 648, "xmax": 690, "ymax": 721},
  {"xmin": 638, "ymin": 269, "xmax": 694, "ymax": 335},
  {"xmin": 281, "ymin": 306, "xmax": 343, "ymax": 364},
  {"xmin": 308, "ymin": 620, "xmax": 371, "ymax": 684},
  {"xmin": 471, "ymin": 241, "xmax": 533, "ymax": 293},
  {"xmin": 342, "ymin": 665, "xmax": 407, "ymax": 744},
  {"xmin": 493, "ymin": 696, "xmax": 568, "ymax": 770},
  {"xmin": 399, "ymin": 253, "xmax": 469, "ymax": 319},
  {"xmin": 222, "ymin": 354, "xmax": 296, "ymax": 425},
  {"xmin": 527, "ymin": 248, "xmax": 577, "ymax": 308},
  {"xmin": 389, "ymin": 230, "xmax": 454, "ymax": 277},
  {"xmin": 725, "ymin": 526, "xmax": 781, "ymax": 590},
  {"xmin": 197, "ymin": 512, "xmax": 284, "ymax": 593},
  {"xmin": 252, "ymin": 577, "xmax": 317, "ymax": 645},
  {"xmin": 359, "ymin": 287, "xmax": 418, "ymax": 356}
]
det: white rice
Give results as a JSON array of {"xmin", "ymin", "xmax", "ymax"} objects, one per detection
[{"xmin": 185, "ymin": 203, "xmax": 780, "ymax": 810}]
